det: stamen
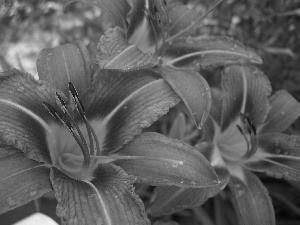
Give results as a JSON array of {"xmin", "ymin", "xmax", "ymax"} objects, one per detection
[
  {"xmin": 68, "ymin": 82, "xmax": 101, "ymax": 155},
  {"xmin": 55, "ymin": 92, "xmax": 90, "ymax": 168}
]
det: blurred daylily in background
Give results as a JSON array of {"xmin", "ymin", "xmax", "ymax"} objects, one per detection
[
  {"xmin": 0, "ymin": 42, "xmax": 219, "ymax": 224},
  {"xmin": 62, "ymin": 0, "xmax": 263, "ymax": 130},
  {"xmin": 150, "ymin": 65, "xmax": 300, "ymax": 225}
]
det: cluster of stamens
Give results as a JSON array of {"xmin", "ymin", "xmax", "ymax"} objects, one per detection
[
  {"xmin": 43, "ymin": 82, "xmax": 184, "ymax": 176},
  {"xmin": 43, "ymin": 82, "xmax": 100, "ymax": 172},
  {"xmin": 236, "ymin": 113, "xmax": 258, "ymax": 160}
]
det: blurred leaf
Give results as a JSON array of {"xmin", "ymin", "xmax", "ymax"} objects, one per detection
[{"xmin": 63, "ymin": 0, "xmax": 130, "ymax": 29}]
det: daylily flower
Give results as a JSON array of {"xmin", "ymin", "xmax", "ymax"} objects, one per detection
[
  {"xmin": 62, "ymin": 0, "xmax": 263, "ymax": 130},
  {"xmin": 0, "ymin": 42, "xmax": 218, "ymax": 224},
  {"xmin": 150, "ymin": 65, "xmax": 300, "ymax": 224}
]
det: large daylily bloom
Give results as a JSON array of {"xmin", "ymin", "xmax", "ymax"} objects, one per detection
[
  {"xmin": 0, "ymin": 43, "xmax": 218, "ymax": 224},
  {"xmin": 150, "ymin": 65, "xmax": 300, "ymax": 225},
  {"xmin": 63, "ymin": 0, "xmax": 262, "ymax": 130}
]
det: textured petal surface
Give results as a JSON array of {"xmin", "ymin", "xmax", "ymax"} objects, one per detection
[
  {"xmin": 0, "ymin": 69, "xmax": 58, "ymax": 163},
  {"xmin": 228, "ymin": 170, "xmax": 275, "ymax": 225},
  {"xmin": 259, "ymin": 90, "xmax": 300, "ymax": 133},
  {"xmin": 50, "ymin": 164, "xmax": 150, "ymax": 225},
  {"xmin": 96, "ymin": 27, "xmax": 159, "ymax": 71},
  {"xmin": 244, "ymin": 133, "xmax": 300, "ymax": 181},
  {"xmin": 37, "ymin": 42, "xmax": 92, "ymax": 98},
  {"xmin": 160, "ymin": 67, "xmax": 211, "ymax": 128},
  {"xmin": 84, "ymin": 69, "xmax": 180, "ymax": 154},
  {"xmin": 0, "ymin": 147, "xmax": 52, "ymax": 214},
  {"xmin": 220, "ymin": 65, "xmax": 271, "ymax": 131},
  {"xmin": 149, "ymin": 141, "xmax": 230, "ymax": 216},
  {"xmin": 163, "ymin": 36, "xmax": 262, "ymax": 70},
  {"xmin": 114, "ymin": 132, "xmax": 218, "ymax": 188}
]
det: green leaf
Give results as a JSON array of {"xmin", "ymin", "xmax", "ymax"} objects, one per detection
[
  {"xmin": 228, "ymin": 170, "xmax": 275, "ymax": 225},
  {"xmin": 0, "ymin": 69, "xmax": 59, "ymax": 163},
  {"xmin": 220, "ymin": 65, "xmax": 271, "ymax": 131},
  {"xmin": 84, "ymin": 69, "xmax": 180, "ymax": 154},
  {"xmin": 244, "ymin": 133, "xmax": 300, "ymax": 181},
  {"xmin": 114, "ymin": 132, "xmax": 219, "ymax": 188},
  {"xmin": 0, "ymin": 147, "xmax": 52, "ymax": 214},
  {"xmin": 63, "ymin": 0, "xmax": 130, "ymax": 30},
  {"xmin": 96, "ymin": 27, "xmax": 159, "ymax": 71},
  {"xmin": 163, "ymin": 36, "xmax": 262, "ymax": 70},
  {"xmin": 160, "ymin": 66, "xmax": 211, "ymax": 128},
  {"xmin": 37, "ymin": 42, "xmax": 92, "ymax": 98},
  {"xmin": 259, "ymin": 90, "xmax": 300, "ymax": 133},
  {"xmin": 50, "ymin": 164, "xmax": 150, "ymax": 225}
]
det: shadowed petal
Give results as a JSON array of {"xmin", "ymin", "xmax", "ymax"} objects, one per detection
[
  {"xmin": 84, "ymin": 69, "xmax": 180, "ymax": 154},
  {"xmin": 114, "ymin": 132, "xmax": 218, "ymax": 188},
  {"xmin": 228, "ymin": 170, "xmax": 275, "ymax": 225},
  {"xmin": 0, "ymin": 147, "xmax": 52, "ymax": 214},
  {"xmin": 160, "ymin": 67, "xmax": 211, "ymax": 129},
  {"xmin": 0, "ymin": 69, "xmax": 59, "ymax": 163},
  {"xmin": 220, "ymin": 65, "xmax": 271, "ymax": 131},
  {"xmin": 37, "ymin": 42, "xmax": 92, "ymax": 98},
  {"xmin": 50, "ymin": 165, "xmax": 150, "ymax": 225},
  {"xmin": 244, "ymin": 133, "xmax": 300, "ymax": 180},
  {"xmin": 259, "ymin": 90, "xmax": 300, "ymax": 133}
]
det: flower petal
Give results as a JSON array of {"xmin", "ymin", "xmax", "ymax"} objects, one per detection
[
  {"xmin": 37, "ymin": 42, "xmax": 92, "ymax": 98},
  {"xmin": 150, "ymin": 186, "xmax": 219, "ymax": 216},
  {"xmin": 0, "ymin": 147, "xmax": 52, "ymax": 214},
  {"xmin": 114, "ymin": 132, "xmax": 218, "ymax": 188},
  {"xmin": 259, "ymin": 90, "xmax": 300, "ymax": 133},
  {"xmin": 84, "ymin": 69, "xmax": 180, "ymax": 154},
  {"xmin": 244, "ymin": 133, "xmax": 300, "ymax": 180},
  {"xmin": 64, "ymin": 0, "xmax": 130, "ymax": 30},
  {"xmin": 149, "ymin": 141, "xmax": 230, "ymax": 216},
  {"xmin": 163, "ymin": 36, "xmax": 262, "ymax": 70},
  {"xmin": 228, "ymin": 170, "xmax": 275, "ymax": 225},
  {"xmin": 0, "ymin": 69, "xmax": 59, "ymax": 163},
  {"xmin": 96, "ymin": 27, "xmax": 159, "ymax": 71},
  {"xmin": 50, "ymin": 164, "xmax": 150, "ymax": 225},
  {"xmin": 220, "ymin": 65, "xmax": 271, "ymax": 131},
  {"xmin": 160, "ymin": 66, "xmax": 211, "ymax": 129}
]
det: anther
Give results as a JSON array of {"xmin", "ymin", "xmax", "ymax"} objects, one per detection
[
  {"xmin": 68, "ymin": 82, "xmax": 101, "ymax": 155},
  {"xmin": 55, "ymin": 91, "xmax": 91, "ymax": 168}
]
